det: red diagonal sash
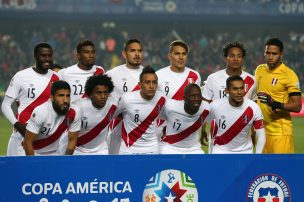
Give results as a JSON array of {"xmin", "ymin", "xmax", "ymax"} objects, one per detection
[
  {"xmin": 214, "ymin": 107, "xmax": 253, "ymax": 145},
  {"xmin": 33, "ymin": 108, "xmax": 76, "ymax": 150},
  {"xmin": 93, "ymin": 67, "xmax": 105, "ymax": 76},
  {"xmin": 77, "ymin": 105, "xmax": 116, "ymax": 146},
  {"xmin": 122, "ymin": 97, "xmax": 166, "ymax": 147},
  {"xmin": 132, "ymin": 84, "xmax": 140, "ymax": 91},
  {"xmin": 243, "ymin": 76, "xmax": 254, "ymax": 96},
  {"xmin": 172, "ymin": 71, "xmax": 198, "ymax": 100},
  {"xmin": 109, "ymin": 84, "xmax": 140, "ymax": 130},
  {"xmin": 18, "ymin": 74, "xmax": 59, "ymax": 124},
  {"xmin": 162, "ymin": 109, "xmax": 209, "ymax": 144}
]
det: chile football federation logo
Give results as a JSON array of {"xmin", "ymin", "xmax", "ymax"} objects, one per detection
[
  {"xmin": 142, "ymin": 169, "xmax": 198, "ymax": 202},
  {"xmin": 247, "ymin": 173, "xmax": 291, "ymax": 202}
]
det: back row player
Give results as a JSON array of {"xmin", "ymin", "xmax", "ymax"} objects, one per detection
[{"xmin": 1, "ymin": 43, "xmax": 59, "ymax": 156}]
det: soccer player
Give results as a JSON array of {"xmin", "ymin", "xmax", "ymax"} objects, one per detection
[
  {"xmin": 106, "ymin": 39, "xmax": 144, "ymax": 154},
  {"xmin": 1, "ymin": 42, "xmax": 59, "ymax": 156},
  {"xmin": 209, "ymin": 75, "xmax": 265, "ymax": 154},
  {"xmin": 255, "ymin": 37, "xmax": 302, "ymax": 153},
  {"xmin": 57, "ymin": 40, "xmax": 104, "ymax": 151},
  {"xmin": 73, "ymin": 74, "xmax": 116, "ymax": 155},
  {"xmin": 24, "ymin": 80, "xmax": 81, "ymax": 155},
  {"xmin": 113, "ymin": 66, "xmax": 166, "ymax": 154},
  {"xmin": 201, "ymin": 41, "xmax": 257, "ymax": 147},
  {"xmin": 160, "ymin": 84, "xmax": 210, "ymax": 154},
  {"xmin": 58, "ymin": 39, "xmax": 104, "ymax": 102},
  {"xmin": 157, "ymin": 40, "xmax": 201, "ymax": 99},
  {"xmin": 156, "ymin": 40, "xmax": 201, "ymax": 136}
]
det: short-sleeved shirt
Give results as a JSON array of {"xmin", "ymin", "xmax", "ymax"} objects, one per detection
[
  {"xmin": 209, "ymin": 98, "xmax": 264, "ymax": 153},
  {"xmin": 58, "ymin": 64, "xmax": 104, "ymax": 102},
  {"xmin": 75, "ymin": 98, "xmax": 117, "ymax": 154},
  {"xmin": 160, "ymin": 99, "xmax": 210, "ymax": 152},
  {"xmin": 5, "ymin": 67, "xmax": 59, "ymax": 135},
  {"xmin": 115, "ymin": 91, "xmax": 166, "ymax": 154},
  {"xmin": 106, "ymin": 64, "xmax": 143, "ymax": 101},
  {"xmin": 255, "ymin": 63, "xmax": 301, "ymax": 136},
  {"xmin": 202, "ymin": 69, "xmax": 257, "ymax": 101},
  {"xmin": 26, "ymin": 101, "xmax": 81, "ymax": 155},
  {"xmin": 157, "ymin": 66, "xmax": 201, "ymax": 100}
]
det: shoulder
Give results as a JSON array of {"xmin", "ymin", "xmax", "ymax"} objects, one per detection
[
  {"xmin": 186, "ymin": 67, "xmax": 200, "ymax": 75},
  {"xmin": 14, "ymin": 67, "xmax": 33, "ymax": 78},
  {"xmin": 280, "ymin": 63, "xmax": 297, "ymax": 76},
  {"xmin": 207, "ymin": 69, "xmax": 225, "ymax": 80},
  {"xmin": 255, "ymin": 64, "xmax": 267, "ymax": 73},
  {"xmin": 106, "ymin": 64, "xmax": 124, "ymax": 74},
  {"xmin": 156, "ymin": 66, "xmax": 170, "ymax": 75}
]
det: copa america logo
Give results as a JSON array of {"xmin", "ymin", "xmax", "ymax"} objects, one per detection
[
  {"xmin": 142, "ymin": 169, "xmax": 198, "ymax": 202},
  {"xmin": 246, "ymin": 173, "xmax": 291, "ymax": 202}
]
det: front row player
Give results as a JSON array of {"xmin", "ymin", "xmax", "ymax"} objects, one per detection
[
  {"xmin": 73, "ymin": 74, "xmax": 116, "ymax": 155},
  {"xmin": 209, "ymin": 75, "xmax": 266, "ymax": 154},
  {"xmin": 112, "ymin": 66, "xmax": 166, "ymax": 154},
  {"xmin": 160, "ymin": 84, "xmax": 210, "ymax": 154},
  {"xmin": 24, "ymin": 80, "xmax": 81, "ymax": 155}
]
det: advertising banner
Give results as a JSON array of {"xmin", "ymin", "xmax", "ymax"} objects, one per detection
[{"xmin": 0, "ymin": 155, "xmax": 303, "ymax": 201}]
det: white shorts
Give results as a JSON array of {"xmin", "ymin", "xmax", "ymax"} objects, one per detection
[
  {"xmin": 160, "ymin": 143, "xmax": 204, "ymax": 154},
  {"xmin": 7, "ymin": 134, "xmax": 25, "ymax": 156}
]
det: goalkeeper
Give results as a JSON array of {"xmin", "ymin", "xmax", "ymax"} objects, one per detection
[{"xmin": 255, "ymin": 37, "xmax": 302, "ymax": 153}]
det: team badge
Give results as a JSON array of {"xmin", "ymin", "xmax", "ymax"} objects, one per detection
[
  {"xmin": 247, "ymin": 173, "xmax": 291, "ymax": 202},
  {"xmin": 187, "ymin": 78, "xmax": 194, "ymax": 84},
  {"xmin": 242, "ymin": 115, "xmax": 249, "ymax": 124},
  {"xmin": 271, "ymin": 78, "xmax": 278, "ymax": 86},
  {"xmin": 143, "ymin": 169, "xmax": 198, "ymax": 202}
]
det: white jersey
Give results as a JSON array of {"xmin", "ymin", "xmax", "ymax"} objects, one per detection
[
  {"xmin": 157, "ymin": 66, "xmax": 201, "ymax": 100},
  {"xmin": 26, "ymin": 101, "xmax": 81, "ymax": 155},
  {"xmin": 74, "ymin": 98, "xmax": 117, "ymax": 155},
  {"xmin": 58, "ymin": 64, "xmax": 104, "ymax": 102},
  {"xmin": 209, "ymin": 98, "xmax": 264, "ymax": 154},
  {"xmin": 106, "ymin": 64, "xmax": 143, "ymax": 100},
  {"xmin": 115, "ymin": 91, "xmax": 166, "ymax": 154},
  {"xmin": 106, "ymin": 64, "xmax": 143, "ymax": 154},
  {"xmin": 5, "ymin": 67, "xmax": 59, "ymax": 137},
  {"xmin": 160, "ymin": 100, "xmax": 210, "ymax": 154},
  {"xmin": 202, "ymin": 69, "xmax": 257, "ymax": 101}
]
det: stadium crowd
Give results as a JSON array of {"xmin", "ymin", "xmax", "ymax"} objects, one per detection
[{"xmin": 1, "ymin": 24, "xmax": 304, "ymax": 93}]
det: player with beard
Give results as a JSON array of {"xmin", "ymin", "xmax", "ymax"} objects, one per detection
[
  {"xmin": 58, "ymin": 39, "xmax": 104, "ymax": 102},
  {"xmin": 209, "ymin": 75, "xmax": 265, "ymax": 154},
  {"xmin": 24, "ymin": 80, "xmax": 81, "ymax": 155},
  {"xmin": 107, "ymin": 39, "xmax": 144, "ymax": 154},
  {"xmin": 256, "ymin": 37, "xmax": 302, "ymax": 153},
  {"xmin": 1, "ymin": 42, "xmax": 59, "ymax": 156},
  {"xmin": 159, "ymin": 84, "xmax": 210, "ymax": 154}
]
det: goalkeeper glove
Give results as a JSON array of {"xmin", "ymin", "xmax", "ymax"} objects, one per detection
[{"xmin": 257, "ymin": 92, "xmax": 284, "ymax": 111}]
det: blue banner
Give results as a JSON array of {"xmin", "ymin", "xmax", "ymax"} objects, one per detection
[{"xmin": 0, "ymin": 155, "xmax": 302, "ymax": 201}]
